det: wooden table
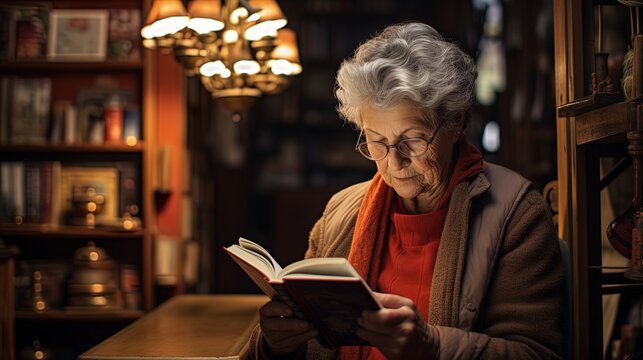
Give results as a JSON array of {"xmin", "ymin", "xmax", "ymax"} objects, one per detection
[{"xmin": 79, "ymin": 294, "xmax": 268, "ymax": 360}]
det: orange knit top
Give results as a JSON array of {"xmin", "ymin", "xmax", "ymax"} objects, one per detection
[{"xmin": 366, "ymin": 137, "xmax": 484, "ymax": 360}]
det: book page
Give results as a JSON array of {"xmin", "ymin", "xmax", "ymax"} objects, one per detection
[
  {"xmin": 225, "ymin": 248, "xmax": 280, "ymax": 299},
  {"xmin": 225, "ymin": 244, "xmax": 277, "ymax": 280},
  {"xmin": 280, "ymin": 257, "xmax": 360, "ymax": 279},
  {"xmin": 239, "ymin": 237, "xmax": 283, "ymax": 274}
]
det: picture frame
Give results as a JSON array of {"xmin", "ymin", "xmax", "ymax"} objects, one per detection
[
  {"xmin": 60, "ymin": 166, "xmax": 119, "ymax": 222},
  {"xmin": 47, "ymin": 9, "xmax": 108, "ymax": 62}
]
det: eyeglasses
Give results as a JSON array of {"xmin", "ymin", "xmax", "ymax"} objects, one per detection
[{"xmin": 355, "ymin": 119, "xmax": 445, "ymax": 161}]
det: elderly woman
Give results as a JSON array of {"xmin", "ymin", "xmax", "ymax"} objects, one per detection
[{"xmin": 247, "ymin": 22, "xmax": 564, "ymax": 359}]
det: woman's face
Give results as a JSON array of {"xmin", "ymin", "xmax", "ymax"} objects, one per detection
[{"xmin": 361, "ymin": 102, "xmax": 459, "ymax": 202}]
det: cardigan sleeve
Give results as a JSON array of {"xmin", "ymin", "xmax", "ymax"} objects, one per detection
[{"xmin": 433, "ymin": 190, "xmax": 565, "ymax": 359}]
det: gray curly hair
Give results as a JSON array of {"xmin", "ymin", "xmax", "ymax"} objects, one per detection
[{"xmin": 335, "ymin": 22, "xmax": 477, "ymax": 130}]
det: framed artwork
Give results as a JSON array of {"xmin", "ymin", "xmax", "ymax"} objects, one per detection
[
  {"xmin": 60, "ymin": 166, "xmax": 119, "ymax": 221},
  {"xmin": 47, "ymin": 9, "xmax": 108, "ymax": 62}
]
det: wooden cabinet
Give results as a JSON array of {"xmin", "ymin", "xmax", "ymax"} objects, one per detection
[
  {"xmin": 0, "ymin": 0, "xmax": 155, "ymax": 358},
  {"xmin": 554, "ymin": 0, "xmax": 643, "ymax": 358}
]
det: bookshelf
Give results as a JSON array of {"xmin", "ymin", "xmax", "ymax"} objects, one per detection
[
  {"xmin": 553, "ymin": 0, "xmax": 643, "ymax": 358},
  {"xmin": 0, "ymin": 0, "xmax": 154, "ymax": 358}
]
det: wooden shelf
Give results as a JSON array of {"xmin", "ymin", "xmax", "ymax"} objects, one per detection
[
  {"xmin": 574, "ymin": 101, "xmax": 628, "ymax": 145},
  {"xmin": 557, "ymin": 93, "xmax": 624, "ymax": 117},
  {"xmin": 0, "ymin": 60, "xmax": 143, "ymax": 72},
  {"xmin": 0, "ymin": 224, "xmax": 145, "ymax": 239},
  {"xmin": 0, "ymin": 143, "xmax": 144, "ymax": 153},
  {"xmin": 16, "ymin": 309, "xmax": 143, "ymax": 322}
]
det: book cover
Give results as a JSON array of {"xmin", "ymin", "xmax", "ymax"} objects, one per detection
[
  {"xmin": 14, "ymin": 2, "xmax": 50, "ymax": 60},
  {"xmin": 0, "ymin": 6, "xmax": 17, "ymax": 60},
  {"xmin": 224, "ymin": 237, "xmax": 381, "ymax": 349},
  {"xmin": 10, "ymin": 77, "xmax": 51, "ymax": 144}
]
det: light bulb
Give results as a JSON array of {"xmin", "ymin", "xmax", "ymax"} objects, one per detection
[
  {"xmin": 223, "ymin": 29, "xmax": 239, "ymax": 43},
  {"xmin": 200, "ymin": 60, "xmax": 227, "ymax": 76},
  {"xmin": 244, "ymin": 19, "xmax": 286, "ymax": 41},
  {"xmin": 188, "ymin": 18, "xmax": 224, "ymax": 34},
  {"xmin": 234, "ymin": 60, "xmax": 261, "ymax": 75},
  {"xmin": 151, "ymin": 16, "xmax": 189, "ymax": 37},
  {"xmin": 269, "ymin": 59, "xmax": 293, "ymax": 75}
]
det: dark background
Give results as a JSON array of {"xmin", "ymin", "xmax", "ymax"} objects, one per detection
[{"xmin": 185, "ymin": 0, "xmax": 558, "ymax": 294}]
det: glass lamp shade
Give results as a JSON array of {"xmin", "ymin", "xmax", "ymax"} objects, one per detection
[
  {"xmin": 270, "ymin": 28, "xmax": 301, "ymax": 74},
  {"xmin": 188, "ymin": 0, "xmax": 225, "ymax": 34},
  {"xmin": 148, "ymin": 0, "xmax": 189, "ymax": 38},
  {"xmin": 244, "ymin": 0, "xmax": 287, "ymax": 41},
  {"xmin": 141, "ymin": 1, "xmax": 160, "ymax": 39}
]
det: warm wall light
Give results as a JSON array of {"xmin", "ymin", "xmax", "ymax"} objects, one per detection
[{"xmin": 141, "ymin": 0, "xmax": 302, "ymax": 118}]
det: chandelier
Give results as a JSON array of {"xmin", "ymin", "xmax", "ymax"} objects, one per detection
[{"xmin": 140, "ymin": 0, "xmax": 302, "ymax": 118}]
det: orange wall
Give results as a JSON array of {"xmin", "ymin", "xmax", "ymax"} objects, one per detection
[{"xmin": 154, "ymin": 52, "xmax": 184, "ymax": 238}]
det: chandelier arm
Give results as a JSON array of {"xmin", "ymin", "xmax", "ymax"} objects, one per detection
[{"xmin": 145, "ymin": 0, "xmax": 301, "ymax": 116}]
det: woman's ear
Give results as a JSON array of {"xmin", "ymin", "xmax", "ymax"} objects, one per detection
[{"xmin": 451, "ymin": 112, "xmax": 467, "ymax": 143}]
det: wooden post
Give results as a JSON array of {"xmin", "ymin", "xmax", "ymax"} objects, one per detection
[
  {"xmin": 633, "ymin": 35, "xmax": 643, "ymax": 99},
  {"xmin": 0, "ymin": 246, "xmax": 20, "ymax": 360}
]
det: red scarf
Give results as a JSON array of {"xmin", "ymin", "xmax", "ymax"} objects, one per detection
[{"xmin": 339, "ymin": 135, "xmax": 483, "ymax": 359}]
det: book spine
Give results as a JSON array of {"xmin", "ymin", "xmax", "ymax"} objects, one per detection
[
  {"xmin": 25, "ymin": 162, "xmax": 41, "ymax": 223},
  {"xmin": 11, "ymin": 162, "xmax": 25, "ymax": 224},
  {"xmin": 63, "ymin": 103, "xmax": 77, "ymax": 144},
  {"xmin": 104, "ymin": 96, "xmax": 123, "ymax": 143},
  {"xmin": 41, "ymin": 161, "xmax": 52, "ymax": 224},
  {"xmin": 122, "ymin": 105, "xmax": 141, "ymax": 143},
  {"xmin": 0, "ymin": 76, "xmax": 10, "ymax": 144},
  {"xmin": 0, "ymin": 162, "xmax": 11, "ymax": 222},
  {"xmin": 50, "ymin": 161, "xmax": 61, "ymax": 226}
]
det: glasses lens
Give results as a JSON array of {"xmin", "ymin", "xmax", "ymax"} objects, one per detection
[
  {"xmin": 357, "ymin": 142, "xmax": 387, "ymax": 160},
  {"xmin": 398, "ymin": 138, "xmax": 428, "ymax": 157}
]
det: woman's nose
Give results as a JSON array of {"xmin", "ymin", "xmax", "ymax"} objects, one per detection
[{"xmin": 387, "ymin": 147, "xmax": 409, "ymax": 170}]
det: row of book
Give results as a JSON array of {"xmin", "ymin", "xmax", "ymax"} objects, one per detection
[
  {"xmin": 0, "ymin": 3, "xmax": 140, "ymax": 62},
  {"xmin": 0, "ymin": 76, "xmax": 141, "ymax": 145},
  {"xmin": 0, "ymin": 161, "xmax": 140, "ymax": 227}
]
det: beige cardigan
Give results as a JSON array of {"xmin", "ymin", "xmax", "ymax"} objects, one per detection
[{"xmin": 246, "ymin": 163, "xmax": 564, "ymax": 359}]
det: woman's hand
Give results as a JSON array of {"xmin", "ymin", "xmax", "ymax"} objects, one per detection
[
  {"xmin": 259, "ymin": 300, "xmax": 318, "ymax": 355},
  {"xmin": 357, "ymin": 292, "xmax": 438, "ymax": 360}
]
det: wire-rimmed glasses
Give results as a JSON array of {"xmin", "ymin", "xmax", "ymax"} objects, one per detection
[{"xmin": 355, "ymin": 119, "xmax": 445, "ymax": 161}]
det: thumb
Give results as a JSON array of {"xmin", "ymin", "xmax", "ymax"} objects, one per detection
[{"xmin": 373, "ymin": 291, "xmax": 414, "ymax": 309}]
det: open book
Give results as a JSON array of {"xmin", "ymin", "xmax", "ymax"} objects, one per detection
[{"xmin": 224, "ymin": 237, "xmax": 381, "ymax": 349}]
